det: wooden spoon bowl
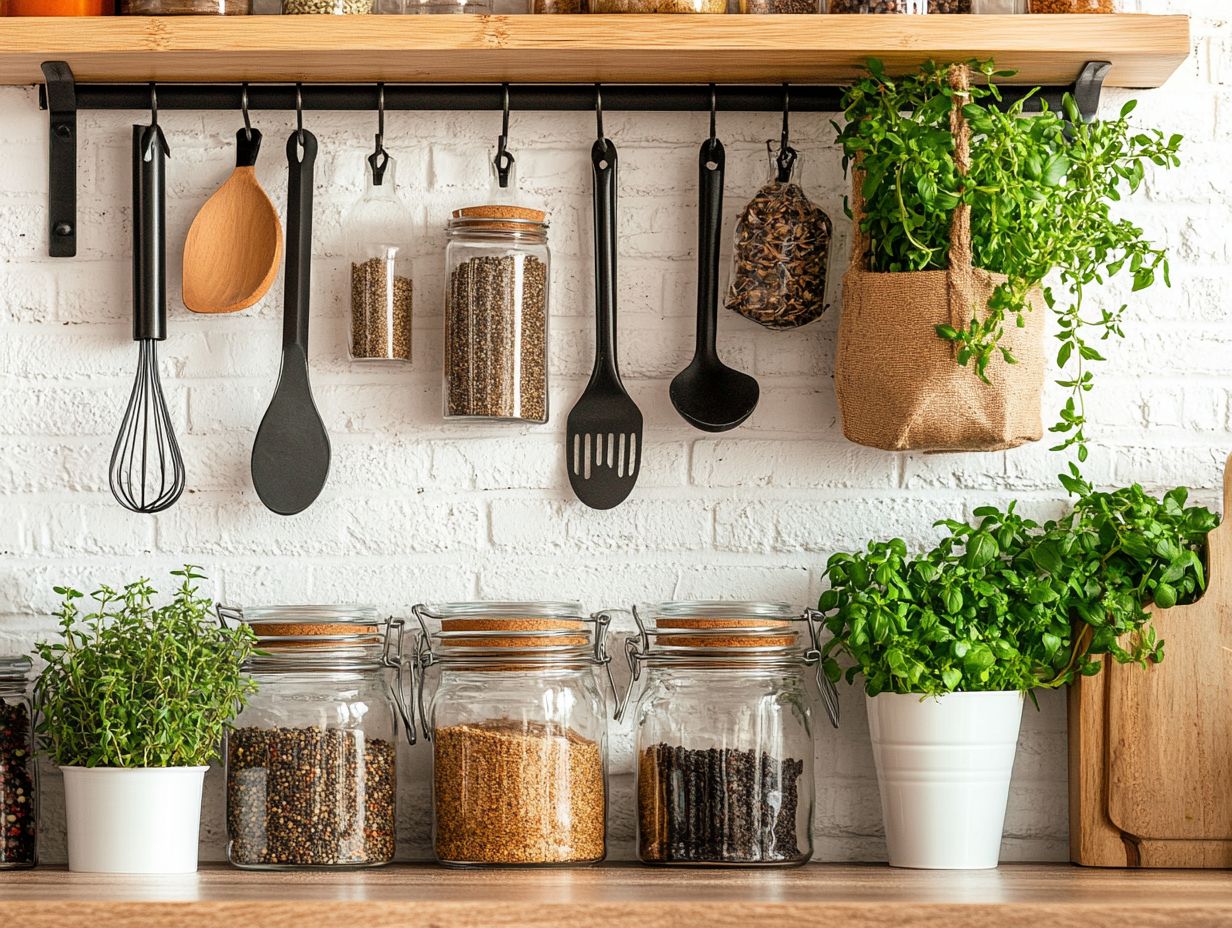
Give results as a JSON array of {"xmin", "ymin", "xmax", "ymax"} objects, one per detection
[{"xmin": 183, "ymin": 128, "xmax": 283, "ymax": 315}]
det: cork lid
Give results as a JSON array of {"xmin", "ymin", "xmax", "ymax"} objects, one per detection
[
  {"xmin": 417, "ymin": 602, "xmax": 602, "ymax": 662},
  {"xmin": 449, "ymin": 204, "xmax": 549, "ymax": 233},
  {"xmin": 634, "ymin": 602, "xmax": 806, "ymax": 653},
  {"xmin": 235, "ymin": 605, "xmax": 385, "ymax": 651}
]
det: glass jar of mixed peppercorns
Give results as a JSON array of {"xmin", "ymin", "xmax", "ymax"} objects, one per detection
[
  {"xmin": 617, "ymin": 602, "xmax": 838, "ymax": 867},
  {"xmin": 0, "ymin": 656, "xmax": 37, "ymax": 869},
  {"xmin": 217, "ymin": 605, "xmax": 414, "ymax": 870}
]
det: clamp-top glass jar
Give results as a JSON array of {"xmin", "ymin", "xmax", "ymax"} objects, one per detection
[
  {"xmin": 617, "ymin": 602, "xmax": 838, "ymax": 867},
  {"xmin": 415, "ymin": 603, "xmax": 613, "ymax": 867},
  {"xmin": 218, "ymin": 605, "xmax": 414, "ymax": 870},
  {"xmin": 0, "ymin": 656, "xmax": 37, "ymax": 869}
]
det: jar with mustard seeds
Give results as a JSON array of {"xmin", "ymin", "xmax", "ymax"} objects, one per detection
[
  {"xmin": 217, "ymin": 605, "xmax": 414, "ymax": 869},
  {"xmin": 616, "ymin": 602, "xmax": 839, "ymax": 867},
  {"xmin": 414, "ymin": 602, "xmax": 613, "ymax": 867}
]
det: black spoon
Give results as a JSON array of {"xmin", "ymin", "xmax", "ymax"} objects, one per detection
[
  {"xmin": 251, "ymin": 129, "xmax": 330, "ymax": 516},
  {"xmin": 669, "ymin": 136, "xmax": 759, "ymax": 432}
]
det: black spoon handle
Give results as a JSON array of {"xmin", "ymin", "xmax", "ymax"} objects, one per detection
[
  {"xmin": 695, "ymin": 137, "xmax": 725, "ymax": 362},
  {"xmin": 235, "ymin": 127, "xmax": 262, "ymax": 168},
  {"xmin": 284, "ymin": 130, "xmax": 317, "ymax": 353},
  {"xmin": 132, "ymin": 123, "xmax": 169, "ymax": 342},
  {"xmin": 591, "ymin": 138, "xmax": 619, "ymax": 376}
]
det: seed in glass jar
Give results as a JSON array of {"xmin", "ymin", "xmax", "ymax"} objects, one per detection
[
  {"xmin": 433, "ymin": 719, "xmax": 605, "ymax": 865},
  {"xmin": 639, "ymin": 744, "xmax": 804, "ymax": 864},
  {"xmin": 591, "ymin": 0, "xmax": 725, "ymax": 10},
  {"xmin": 0, "ymin": 701, "xmax": 35, "ymax": 867},
  {"xmin": 351, "ymin": 257, "xmax": 412, "ymax": 362},
  {"xmin": 227, "ymin": 727, "xmax": 396, "ymax": 867},
  {"xmin": 446, "ymin": 254, "xmax": 547, "ymax": 422},
  {"xmin": 726, "ymin": 180, "xmax": 832, "ymax": 330},
  {"xmin": 928, "ymin": 0, "xmax": 970, "ymax": 10},
  {"xmin": 742, "ymin": 0, "xmax": 817, "ymax": 11},
  {"xmin": 283, "ymin": 0, "xmax": 372, "ymax": 11},
  {"xmin": 1027, "ymin": 0, "xmax": 1111, "ymax": 10},
  {"xmin": 828, "ymin": 0, "xmax": 928, "ymax": 10}
]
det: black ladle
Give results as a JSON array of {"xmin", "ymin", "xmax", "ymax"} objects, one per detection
[
  {"xmin": 670, "ymin": 135, "xmax": 759, "ymax": 432},
  {"xmin": 251, "ymin": 129, "xmax": 330, "ymax": 516}
]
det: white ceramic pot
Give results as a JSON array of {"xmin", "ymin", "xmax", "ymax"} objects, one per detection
[
  {"xmin": 867, "ymin": 690, "xmax": 1024, "ymax": 870},
  {"xmin": 61, "ymin": 766, "xmax": 208, "ymax": 873}
]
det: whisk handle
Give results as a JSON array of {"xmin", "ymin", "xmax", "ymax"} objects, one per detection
[
  {"xmin": 132, "ymin": 123, "xmax": 169, "ymax": 342},
  {"xmin": 284, "ymin": 129, "xmax": 317, "ymax": 352}
]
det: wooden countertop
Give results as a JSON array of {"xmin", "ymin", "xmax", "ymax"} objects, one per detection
[{"xmin": 2, "ymin": 863, "xmax": 1231, "ymax": 928}]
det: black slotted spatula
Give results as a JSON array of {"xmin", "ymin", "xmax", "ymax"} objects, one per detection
[{"xmin": 565, "ymin": 137, "xmax": 643, "ymax": 511}]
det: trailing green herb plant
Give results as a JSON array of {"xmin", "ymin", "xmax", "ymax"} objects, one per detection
[
  {"xmin": 818, "ymin": 472, "xmax": 1217, "ymax": 697},
  {"xmin": 34, "ymin": 566, "xmax": 257, "ymax": 768},
  {"xmin": 835, "ymin": 60, "xmax": 1182, "ymax": 464}
]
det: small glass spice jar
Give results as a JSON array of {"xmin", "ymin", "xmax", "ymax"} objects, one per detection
[
  {"xmin": 218, "ymin": 605, "xmax": 414, "ymax": 870},
  {"xmin": 345, "ymin": 152, "xmax": 413, "ymax": 363},
  {"xmin": 590, "ymin": 0, "xmax": 724, "ymax": 10},
  {"xmin": 1027, "ymin": 0, "xmax": 1111, "ymax": 10},
  {"xmin": 617, "ymin": 602, "xmax": 839, "ymax": 867},
  {"xmin": 0, "ymin": 657, "xmax": 37, "ymax": 870},
  {"xmin": 444, "ymin": 206, "xmax": 550, "ymax": 423},
  {"xmin": 283, "ymin": 0, "xmax": 372, "ymax": 12},
  {"xmin": 120, "ymin": 0, "xmax": 249, "ymax": 12},
  {"xmin": 827, "ymin": 0, "xmax": 926, "ymax": 10},
  {"xmin": 414, "ymin": 603, "xmax": 614, "ymax": 867},
  {"xmin": 740, "ymin": 0, "xmax": 821, "ymax": 12},
  {"xmin": 372, "ymin": 0, "xmax": 491, "ymax": 11}
]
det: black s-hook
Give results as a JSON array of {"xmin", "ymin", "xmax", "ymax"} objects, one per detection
[
  {"xmin": 368, "ymin": 82, "xmax": 390, "ymax": 185},
  {"xmin": 493, "ymin": 83, "xmax": 515, "ymax": 189},
  {"xmin": 773, "ymin": 82, "xmax": 798, "ymax": 184}
]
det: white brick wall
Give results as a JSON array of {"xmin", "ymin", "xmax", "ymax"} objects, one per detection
[{"xmin": 1, "ymin": 0, "xmax": 1227, "ymax": 865}]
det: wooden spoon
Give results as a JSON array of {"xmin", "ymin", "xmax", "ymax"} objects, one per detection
[{"xmin": 182, "ymin": 128, "xmax": 282, "ymax": 314}]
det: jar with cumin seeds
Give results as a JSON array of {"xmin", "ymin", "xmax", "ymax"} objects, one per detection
[
  {"xmin": 345, "ymin": 152, "xmax": 413, "ymax": 363},
  {"xmin": 218, "ymin": 605, "xmax": 414, "ymax": 870},
  {"xmin": 616, "ymin": 602, "xmax": 839, "ymax": 867},
  {"xmin": 0, "ymin": 657, "xmax": 37, "ymax": 870},
  {"xmin": 414, "ymin": 603, "xmax": 614, "ymax": 867},
  {"xmin": 445, "ymin": 207, "xmax": 550, "ymax": 423}
]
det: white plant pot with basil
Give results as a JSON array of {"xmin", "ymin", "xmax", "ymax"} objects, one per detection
[
  {"xmin": 34, "ymin": 567, "xmax": 256, "ymax": 874},
  {"xmin": 818, "ymin": 485, "xmax": 1216, "ymax": 870},
  {"xmin": 866, "ymin": 690, "xmax": 1024, "ymax": 869}
]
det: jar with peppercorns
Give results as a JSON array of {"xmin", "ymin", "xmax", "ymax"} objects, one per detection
[
  {"xmin": 616, "ymin": 602, "xmax": 839, "ymax": 867},
  {"xmin": 217, "ymin": 605, "xmax": 414, "ymax": 870},
  {"xmin": 0, "ymin": 656, "xmax": 37, "ymax": 869}
]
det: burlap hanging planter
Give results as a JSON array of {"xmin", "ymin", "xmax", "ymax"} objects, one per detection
[{"xmin": 835, "ymin": 67, "xmax": 1046, "ymax": 454}]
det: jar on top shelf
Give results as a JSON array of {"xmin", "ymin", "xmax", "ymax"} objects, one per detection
[
  {"xmin": 414, "ymin": 603, "xmax": 614, "ymax": 867},
  {"xmin": 444, "ymin": 205, "xmax": 550, "ymax": 424},
  {"xmin": 3, "ymin": 0, "xmax": 111, "ymax": 13},
  {"xmin": 740, "ymin": 0, "xmax": 821, "ymax": 13},
  {"xmin": 122, "ymin": 0, "xmax": 249, "ymax": 11},
  {"xmin": 0, "ymin": 657, "xmax": 37, "ymax": 870},
  {"xmin": 1027, "ymin": 0, "xmax": 1112, "ymax": 10},
  {"xmin": 590, "ymin": 0, "xmax": 725, "ymax": 12},
  {"xmin": 282, "ymin": 0, "xmax": 371, "ymax": 13},
  {"xmin": 372, "ymin": 0, "xmax": 492, "ymax": 12},
  {"xmin": 617, "ymin": 602, "xmax": 839, "ymax": 867},
  {"xmin": 218, "ymin": 605, "xmax": 414, "ymax": 870}
]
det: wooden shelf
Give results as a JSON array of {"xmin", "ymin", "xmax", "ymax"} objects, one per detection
[
  {"xmin": 3, "ymin": 863, "xmax": 1232, "ymax": 928},
  {"xmin": 0, "ymin": 14, "xmax": 1190, "ymax": 88}
]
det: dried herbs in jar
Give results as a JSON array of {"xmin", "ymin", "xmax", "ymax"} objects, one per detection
[{"xmin": 725, "ymin": 150, "xmax": 832, "ymax": 330}]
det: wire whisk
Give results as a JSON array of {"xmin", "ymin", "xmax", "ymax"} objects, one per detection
[
  {"xmin": 110, "ymin": 103, "xmax": 185, "ymax": 515},
  {"xmin": 110, "ymin": 339, "xmax": 185, "ymax": 513}
]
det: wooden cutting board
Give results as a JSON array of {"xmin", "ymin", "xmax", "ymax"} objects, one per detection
[{"xmin": 1069, "ymin": 453, "xmax": 1232, "ymax": 868}]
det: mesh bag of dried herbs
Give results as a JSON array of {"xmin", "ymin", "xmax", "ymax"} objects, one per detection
[{"xmin": 724, "ymin": 150, "xmax": 832, "ymax": 330}]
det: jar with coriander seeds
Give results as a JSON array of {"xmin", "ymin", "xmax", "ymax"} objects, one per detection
[
  {"xmin": 0, "ymin": 656, "xmax": 37, "ymax": 869},
  {"xmin": 616, "ymin": 602, "xmax": 839, "ymax": 867},
  {"xmin": 444, "ymin": 207, "xmax": 550, "ymax": 423},
  {"xmin": 217, "ymin": 605, "xmax": 414, "ymax": 870},
  {"xmin": 414, "ymin": 603, "xmax": 614, "ymax": 867}
]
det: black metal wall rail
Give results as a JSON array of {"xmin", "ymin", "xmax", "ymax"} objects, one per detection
[{"xmin": 37, "ymin": 59, "xmax": 1110, "ymax": 258}]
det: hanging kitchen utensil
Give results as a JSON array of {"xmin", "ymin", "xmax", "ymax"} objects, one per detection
[
  {"xmin": 671, "ymin": 88, "xmax": 759, "ymax": 432},
  {"xmin": 109, "ymin": 86, "xmax": 185, "ymax": 515},
  {"xmin": 251, "ymin": 94, "xmax": 330, "ymax": 516},
  {"xmin": 182, "ymin": 85, "xmax": 283, "ymax": 315},
  {"xmin": 566, "ymin": 88, "xmax": 642, "ymax": 511}
]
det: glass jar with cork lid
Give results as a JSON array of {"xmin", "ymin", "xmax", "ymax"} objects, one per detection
[
  {"xmin": 0, "ymin": 656, "xmax": 37, "ymax": 869},
  {"xmin": 413, "ymin": 602, "xmax": 613, "ymax": 867},
  {"xmin": 616, "ymin": 602, "xmax": 839, "ymax": 867},
  {"xmin": 217, "ymin": 605, "xmax": 414, "ymax": 870},
  {"xmin": 444, "ymin": 206, "xmax": 550, "ymax": 423}
]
